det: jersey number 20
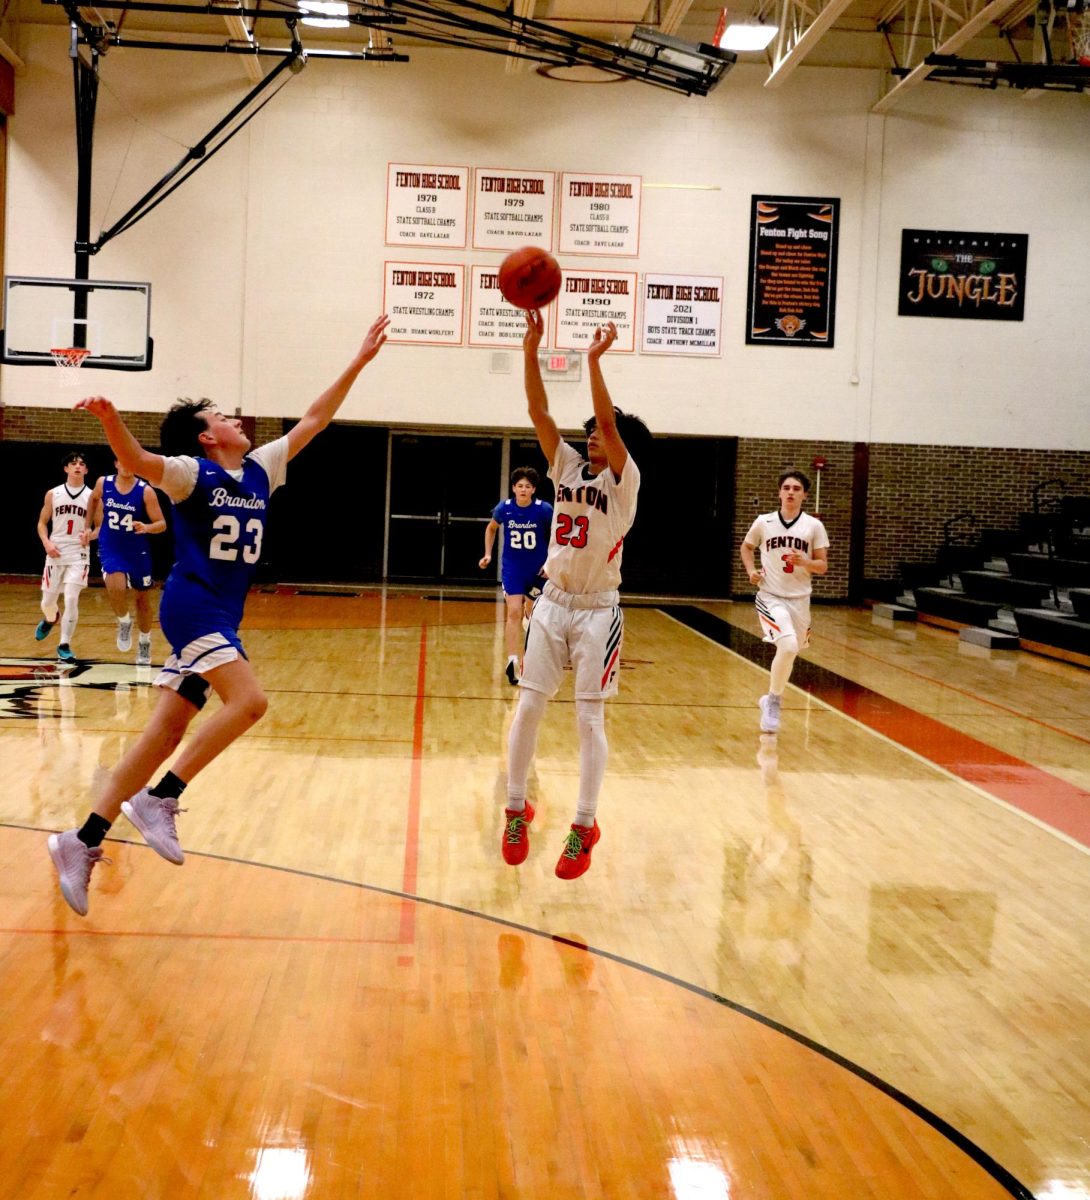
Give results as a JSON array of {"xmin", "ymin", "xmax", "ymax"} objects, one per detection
[{"xmin": 210, "ymin": 514, "xmax": 263, "ymax": 564}]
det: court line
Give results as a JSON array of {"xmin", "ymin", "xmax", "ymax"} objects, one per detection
[
  {"xmin": 660, "ymin": 606, "xmax": 1090, "ymax": 854},
  {"xmin": 815, "ymin": 622, "xmax": 1090, "ymax": 747},
  {"xmin": 398, "ymin": 622, "xmax": 428, "ymax": 948},
  {"xmin": 1, "ymin": 822, "xmax": 1034, "ymax": 1200}
]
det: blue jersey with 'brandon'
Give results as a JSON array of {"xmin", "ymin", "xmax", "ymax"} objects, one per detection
[
  {"xmin": 491, "ymin": 497, "xmax": 553, "ymax": 594},
  {"xmin": 99, "ymin": 475, "xmax": 153, "ymax": 583},
  {"xmin": 158, "ymin": 455, "xmax": 274, "ymax": 656}
]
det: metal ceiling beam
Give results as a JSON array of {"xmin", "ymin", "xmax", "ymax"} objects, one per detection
[
  {"xmin": 764, "ymin": 0, "xmax": 854, "ymax": 87},
  {"xmin": 50, "ymin": 0, "xmax": 736, "ymax": 94},
  {"xmin": 872, "ymin": 0, "xmax": 1021, "ymax": 109}
]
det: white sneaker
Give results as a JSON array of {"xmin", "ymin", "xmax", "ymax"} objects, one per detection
[
  {"xmin": 47, "ymin": 830, "xmax": 108, "ymax": 916},
  {"xmin": 136, "ymin": 634, "xmax": 152, "ymax": 666},
  {"xmin": 122, "ymin": 788, "xmax": 185, "ymax": 865},
  {"xmin": 117, "ymin": 617, "xmax": 133, "ymax": 653},
  {"xmin": 758, "ymin": 693, "xmax": 782, "ymax": 734}
]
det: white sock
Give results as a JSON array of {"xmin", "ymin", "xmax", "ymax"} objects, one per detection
[
  {"xmin": 574, "ymin": 699, "xmax": 608, "ymax": 827},
  {"xmin": 507, "ymin": 689, "xmax": 548, "ymax": 810}
]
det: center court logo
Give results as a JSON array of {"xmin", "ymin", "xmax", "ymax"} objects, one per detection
[{"xmin": 0, "ymin": 658, "xmax": 147, "ymax": 720}]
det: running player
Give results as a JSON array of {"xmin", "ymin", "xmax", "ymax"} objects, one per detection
[
  {"xmin": 46, "ymin": 313, "xmax": 390, "ymax": 917},
  {"xmin": 502, "ymin": 311, "xmax": 649, "ymax": 881},
  {"xmin": 740, "ymin": 470, "xmax": 829, "ymax": 734},
  {"xmin": 35, "ymin": 451, "xmax": 93, "ymax": 663},
  {"xmin": 479, "ymin": 466, "xmax": 553, "ymax": 685},
  {"xmin": 87, "ymin": 459, "xmax": 167, "ymax": 665}
]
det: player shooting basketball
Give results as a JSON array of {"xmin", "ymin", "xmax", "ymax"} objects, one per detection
[{"xmin": 501, "ymin": 310, "xmax": 650, "ymax": 880}]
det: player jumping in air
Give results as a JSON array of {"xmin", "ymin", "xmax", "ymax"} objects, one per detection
[
  {"xmin": 502, "ymin": 311, "xmax": 649, "ymax": 880},
  {"xmin": 47, "ymin": 314, "xmax": 390, "ymax": 916}
]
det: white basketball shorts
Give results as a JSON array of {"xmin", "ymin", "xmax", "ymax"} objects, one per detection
[
  {"xmin": 41, "ymin": 557, "xmax": 89, "ymax": 598},
  {"xmin": 755, "ymin": 591, "xmax": 812, "ymax": 650},
  {"xmin": 519, "ymin": 582, "xmax": 624, "ymax": 700}
]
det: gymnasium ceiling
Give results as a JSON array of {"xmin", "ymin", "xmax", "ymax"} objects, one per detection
[{"xmin": 1, "ymin": 0, "xmax": 1087, "ymax": 105}]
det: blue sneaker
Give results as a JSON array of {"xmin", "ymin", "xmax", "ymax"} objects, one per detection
[
  {"xmin": 57, "ymin": 644, "xmax": 76, "ymax": 663},
  {"xmin": 35, "ymin": 619, "xmax": 55, "ymax": 642}
]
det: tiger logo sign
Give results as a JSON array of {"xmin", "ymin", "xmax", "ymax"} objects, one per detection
[{"xmin": 0, "ymin": 658, "xmax": 145, "ymax": 720}]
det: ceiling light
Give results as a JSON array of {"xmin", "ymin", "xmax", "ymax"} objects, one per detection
[
  {"xmin": 299, "ymin": 1, "xmax": 350, "ymax": 28},
  {"xmin": 713, "ymin": 9, "xmax": 777, "ymax": 52}
]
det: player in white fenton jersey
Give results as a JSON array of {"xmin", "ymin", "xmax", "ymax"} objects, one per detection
[
  {"xmin": 35, "ymin": 451, "xmax": 94, "ymax": 663},
  {"xmin": 502, "ymin": 311, "xmax": 649, "ymax": 881},
  {"xmin": 740, "ymin": 470, "xmax": 829, "ymax": 735}
]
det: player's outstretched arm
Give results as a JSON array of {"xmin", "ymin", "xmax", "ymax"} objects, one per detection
[
  {"xmin": 523, "ymin": 310, "xmax": 560, "ymax": 465},
  {"xmin": 587, "ymin": 322, "xmax": 626, "ymax": 477},
  {"xmin": 75, "ymin": 398, "xmax": 166, "ymax": 487},
  {"xmin": 287, "ymin": 314, "xmax": 390, "ymax": 462}
]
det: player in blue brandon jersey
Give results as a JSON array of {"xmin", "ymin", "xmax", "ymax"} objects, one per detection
[
  {"xmin": 46, "ymin": 313, "xmax": 390, "ymax": 917},
  {"xmin": 479, "ymin": 466, "xmax": 553, "ymax": 685},
  {"xmin": 87, "ymin": 459, "xmax": 167, "ymax": 665}
]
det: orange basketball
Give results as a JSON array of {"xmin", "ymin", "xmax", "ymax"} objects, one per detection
[{"xmin": 497, "ymin": 247, "xmax": 562, "ymax": 310}]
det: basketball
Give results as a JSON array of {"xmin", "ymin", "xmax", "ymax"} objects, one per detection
[{"xmin": 497, "ymin": 247, "xmax": 563, "ymax": 310}]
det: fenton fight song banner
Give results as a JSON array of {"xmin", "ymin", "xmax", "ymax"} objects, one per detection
[
  {"xmin": 746, "ymin": 196, "xmax": 839, "ymax": 347},
  {"xmin": 898, "ymin": 230, "xmax": 1028, "ymax": 321}
]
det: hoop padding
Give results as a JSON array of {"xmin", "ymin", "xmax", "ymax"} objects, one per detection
[{"xmin": 50, "ymin": 346, "xmax": 91, "ymax": 387}]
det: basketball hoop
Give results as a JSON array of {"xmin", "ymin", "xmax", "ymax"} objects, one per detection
[
  {"xmin": 50, "ymin": 346, "xmax": 90, "ymax": 387},
  {"xmin": 1069, "ymin": 7, "xmax": 1090, "ymax": 64}
]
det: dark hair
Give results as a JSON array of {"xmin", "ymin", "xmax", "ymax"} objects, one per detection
[
  {"xmin": 61, "ymin": 450, "xmax": 87, "ymax": 470},
  {"xmin": 778, "ymin": 469, "xmax": 811, "ymax": 492},
  {"xmin": 584, "ymin": 408, "xmax": 653, "ymax": 467},
  {"xmin": 160, "ymin": 398, "xmax": 214, "ymax": 458},
  {"xmin": 510, "ymin": 466, "xmax": 540, "ymax": 489}
]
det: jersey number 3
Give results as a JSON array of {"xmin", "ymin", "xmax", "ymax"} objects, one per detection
[
  {"xmin": 210, "ymin": 514, "xmax": 263, "ymax": 564},
  {"xmin": 554, "ymin": 513, "xmax": 589, "ymax": 549}
]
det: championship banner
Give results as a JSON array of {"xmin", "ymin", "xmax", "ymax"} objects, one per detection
[
  {"xmin": 558, "ymin": 173, "xmax": 641, "ymax": 257},
  {"xmin": 640, "ymin": 273, "xmax": 723, "ymax": 356},
  {"xmin": 468, "ymin": 265, "xmax": 544, "ymax": 347},
  {"xmin": 385, "ymin": 164, "xmax": 470, "ymax": 248},
  {"xmin": 746, "ymin": 195, "xmax": 839, "ymax": 347},
  {"xmin": 472, "ymin": 169, "xmax": 555, "ymax": 251},
  {"xmin": 384, "ymin": 262, "xmax": 465, "ymax": 345},
  {"xmin": 898, "ymin": 230, "xmax": 1028, "ymax": 321},
  {"xmin": 554, "ymin": 270, "xmax": 637, "ymax": 351}
]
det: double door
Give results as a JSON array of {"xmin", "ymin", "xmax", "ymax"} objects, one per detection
[{"xmin": 386, "ymin": 433, "xmax": 503, "ymax": 585}]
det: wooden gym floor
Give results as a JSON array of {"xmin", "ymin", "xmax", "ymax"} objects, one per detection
[{"xmin": 0, "ymin": 581, "xmax": 1087, "ymax": 1199}]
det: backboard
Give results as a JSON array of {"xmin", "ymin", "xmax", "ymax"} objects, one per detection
[{"xmin": 0, "ymin": 276, "xmax": 153, "ymax": 370}]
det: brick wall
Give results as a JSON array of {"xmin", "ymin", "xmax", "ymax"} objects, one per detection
[
  {"xmin": 6, "ymin": 407, "xmax": 1089, "ymax": 598},
  {"xmin": 865, "ymin": 445, "xmax": 1090, "ymax": 583},
  {"xmin": 0, "ymin": 405, "xmax": 284, "ymax": 449}
]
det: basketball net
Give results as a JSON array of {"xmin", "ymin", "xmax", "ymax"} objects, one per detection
[
  {"xmin": 50, "ymin": 346, "xmax": 90, "ymax": 387},
  {"xmin": 1069, "ymin": 7, "xmax": 1090, "ymax": 64}
]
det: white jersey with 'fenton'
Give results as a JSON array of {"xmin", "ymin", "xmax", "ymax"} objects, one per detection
[
  {"xmin": 543, "ymin": 439, "xmax": 640, "ymax": 595},
  {"xmin": 48, "ymin": 484, "xmax": 92, "ymax": 564},
  {"xmin": 745, "ymin": 509, "xmax": 829, "ymax": 599}
]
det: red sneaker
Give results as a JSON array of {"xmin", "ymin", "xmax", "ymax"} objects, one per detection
[
  {"xmin": 502, "ymin": 801, "xmax": 535, "ymax": 865},
  {"xmin": 555, "ymin": 821, "xmax": 601, "ymax": 880}
]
